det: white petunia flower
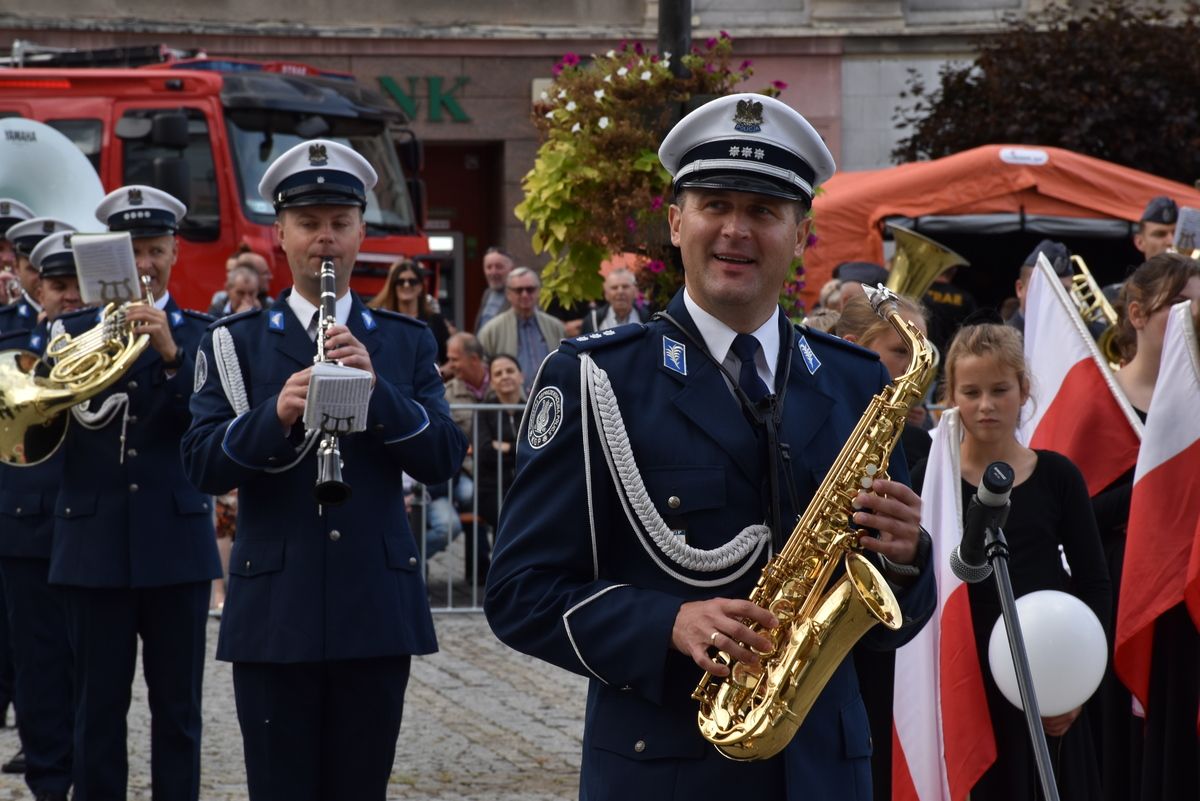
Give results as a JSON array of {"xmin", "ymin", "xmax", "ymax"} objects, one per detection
[
  {"xmin": 571, "ymin": 122, "xmax": 581, "ymax": 133},
  {"xmin": 566, "ymin": 100, "xmax": 577, "ymax": 111},
  {"xmin": 545, "ymin": 111, "xmax": 554, "ymax": 119},
  {"xmin": 557, "ymin": 90, "xmax": 566, "ymax": 99},
  {"xmin": 640, "ymin": 70, "xmax": 652, "ymax": 80},
  {"xmin": 540, "ymin": 91, "xmax": 548, "ymax": 101},
  {"xmin": 604, "ymin": 74, "xmax": 612, "ymax": 83},
  {"xmin": 598, "ymin": 116, "xmax": 610, "ymax": 129},
  {"xmin": 606, "ymin": 49, "xmax": 615, "ymax": 58},
  {"xmin": 617, "ymin": 66, "xmax": 628, "ymax": 77},
  {"xmin": 594, "ymin": 89, "xmax": 605, "ymax": 100}
]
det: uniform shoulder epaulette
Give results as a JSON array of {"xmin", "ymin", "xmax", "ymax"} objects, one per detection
[
  {"xmin": 182, "ymin": 308, "xmax": 215, "ymax": 324},
  {"xmin": 369, "ymin": 307, "xmax": 428, "ymax": 328},
  {"xmin": 559, "ymin": 322, "xmax": 648, "ymax": 355},
  {"xmin": 207, "ymin": 308, "xmax": 262, "ymax": 331},
  {"xmin": 795, "ymin": 323, "xmax": 881, "ymax": 362}
]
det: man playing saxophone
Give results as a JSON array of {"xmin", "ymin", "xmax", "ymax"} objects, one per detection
[
  {"xmin": 182, "ymin": 140, "xmax": 466, "ymax": 801},
  {"xmin": 48, "ymin": 185, "xmax": 220, "ymax": 800},
  {"xmin": 484, "ymin": 94, "xmax": 936, "ymax": 800}
]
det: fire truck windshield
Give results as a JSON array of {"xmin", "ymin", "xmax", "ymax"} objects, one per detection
[{"xmin": 226, "ymin": 117, "xmax": 416, "ymax": 234}]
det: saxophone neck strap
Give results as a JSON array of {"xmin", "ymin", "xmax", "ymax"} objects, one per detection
[{"xmin": 653, "ymin": 309, "xmax": 799, "ymax": 551}]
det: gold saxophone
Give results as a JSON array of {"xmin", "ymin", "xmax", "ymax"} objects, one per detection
[{"xmin": 693, "ymin": 284, "xmax": 935, "ymax": 761}]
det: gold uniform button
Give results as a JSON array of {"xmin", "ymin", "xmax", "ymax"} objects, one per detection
[
  {"xmin": 129, "ymin": 484, "xmax": 139, "ymax": 493},
  {"xmin": 329, "ymin": 529, "xmax": 341, "ymax": 542},
  {"xmin": 667, "ymin": 496, "xmax": 681, "ymax": 509},
  {"xmin": 633, "ymin": 740, "xmax": 646, "ymax": 753}
]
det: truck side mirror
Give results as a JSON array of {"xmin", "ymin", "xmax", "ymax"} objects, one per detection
[
  {"xmin": 407, "ymin": 177, "xmax": 427, "ymax": 229},
  {"xmin": 394, "ymin": 130, "xmax": 423, "ymax": 175},
  {"xmin": 153, "ymin": 156, "xmax": 191, "ymax": 210},
  {"xmin": 151, "ymin": 112, "xmax": 189, "ymax": 150}
]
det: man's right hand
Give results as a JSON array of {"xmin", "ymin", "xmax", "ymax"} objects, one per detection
[
  {"xmin": 672, "ymin": 598, "xmax": 778, "ymax": 677},
  {"xmin": 275, "ymin": 367, "xmax": 312, "ymax": 429}
]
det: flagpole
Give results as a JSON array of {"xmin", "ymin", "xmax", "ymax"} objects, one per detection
[{"xmin": 985, "ymin": 527, "xmax": 1062, "ymax": 801}]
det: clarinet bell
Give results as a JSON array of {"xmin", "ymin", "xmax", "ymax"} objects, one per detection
[{"xmin": 315, "ymin": 446, "xmax": 351, "ymax": 506}]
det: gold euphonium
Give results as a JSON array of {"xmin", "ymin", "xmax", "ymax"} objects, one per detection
[
  {"xmin": 693, "ymin": 284, "xmax": 935, "ymax": 761},
  {"xmin": 0, "ymin": 275, "xmax": 153, "ymax": 466},
  {"xmin": 312, "ymin": 258, "xmax": 351, "ymax": 506},
  {"xmin": 1066, "ymin": 254, "xmax": 1122, "ymax": 369},
  {"xmin": 885, "ymin": 223, "xmax": 969, "ymax": 302}
]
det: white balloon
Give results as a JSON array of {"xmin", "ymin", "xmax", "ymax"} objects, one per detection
[{"xmin": 988, "ymin": 590, "xmax": 1107, "ymax": 717}]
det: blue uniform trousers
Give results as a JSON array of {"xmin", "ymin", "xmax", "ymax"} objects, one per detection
[
  {"xmin": 60, "ymin": 582, "xmax": 209, "ymax": 801},
  {"xmin": 0, "ymin": 557, "xmax": 72, "ymax": 796},
  {"xmin": 232, "ymin": 656, "xmax": 411, "ymax": 801}
]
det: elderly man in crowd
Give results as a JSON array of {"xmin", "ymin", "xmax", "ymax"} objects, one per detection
[
  {"xmin": 474, "ymin": 246, "xmax": 514, "ymax": 332},
  {"xmin": 580, "ymin": 268, "xmax": 650, "ymax": 333},
  {"xmin": 478, "ymin": 267, "xmax": 564, "ymax": 392},
  {"xmin": 209, "ymin": 265, "xmax": 263, "ymax": 317}
]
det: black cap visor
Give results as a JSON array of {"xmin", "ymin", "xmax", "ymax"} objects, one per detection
[{"xmin": 676, "ymin": 172, "xmax": 808, "ymax": 202}]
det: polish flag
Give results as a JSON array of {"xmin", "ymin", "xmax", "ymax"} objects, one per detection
[
  {"xmin": 1114, "ymin": 301, "xmax": 1200, "ymax": 714},
  {"xmin": 1018, "ymin": 255, "xmax": 1142, "ymax": 496},
  {"xmin": 893, "ymin": 409, "xmax": 996, "ymax": 801}
]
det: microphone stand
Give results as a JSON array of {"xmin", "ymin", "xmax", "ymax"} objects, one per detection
[{"xmin": 984, "ymin": 525, "xmax": 1061, "ymax": 801}]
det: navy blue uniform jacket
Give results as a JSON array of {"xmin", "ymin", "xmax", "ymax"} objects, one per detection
[
  {"xmin": 50, "ymin": 298, "xmax": 221, "ymax": 588},
  {"xmin": 485, "ymin": 292, "xmax": 936, "ymax": 801},
  {"xmin": 0, "ymin": 295, "xmax": 39, "ymax": 336},
  {"xmin": 182, "ymin": 291, "xmax": 466, "ymax": 663},
  {"xmin": 0, "ymin": 323, "xmax": 60, "ymax": 559}
]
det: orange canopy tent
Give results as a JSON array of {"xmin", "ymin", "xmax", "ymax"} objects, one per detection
[{"xmin": 803, "ymin": 144, "xmax": 1200, "ymax": 309}]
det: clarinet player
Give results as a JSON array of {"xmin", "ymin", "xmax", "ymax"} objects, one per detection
[{"xmin": 182, "ymin": 140, "xmax": 466, "ymax": 801}]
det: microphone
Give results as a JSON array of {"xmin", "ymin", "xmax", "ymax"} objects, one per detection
[{"xmin": 949, "ymin": 461, "xmax": 1015, "ymax": 584}]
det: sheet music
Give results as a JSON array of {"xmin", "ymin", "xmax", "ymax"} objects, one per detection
[
  {"xmin": 1173, "ymin": 206, "xmax": 1200, "ymax": 254},
  {"xmin": 70, "ymin": 232, "xmax": 141, "ymax": 305},
  {"xmin": 303, "ymin": 361, "xmax": 373, "ymax": 434}
]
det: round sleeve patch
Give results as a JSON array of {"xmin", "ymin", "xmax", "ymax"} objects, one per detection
[
  {"xmin": 194, "ymin": 348, "xmax": 208, "ymax": 394},
  {"xmin": 527, "ymin": 386, "xmax": 564, "ymax": 450}
]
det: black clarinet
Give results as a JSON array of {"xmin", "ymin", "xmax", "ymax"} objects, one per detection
[{"xmin": 313, "ymin": 258, "xmax": 351, "ymax": 505}]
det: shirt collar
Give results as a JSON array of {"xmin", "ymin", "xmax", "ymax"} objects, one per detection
[
  {"xmin": 154, "ymin": 290, "xmax": 171, "ymax": 311},
  {"xmin": 22, "ymin": 290, "xmax": 42, "ymax": 313},
  {"xmin": 287, "ymin": 287, "xmax": 352, "ymax": 329},
  {"xmin": 683, "ymin": 288, "xmax": 780, "ymax": 385}
]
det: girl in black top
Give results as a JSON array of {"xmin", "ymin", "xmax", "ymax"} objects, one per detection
[{"xmin": 914, "ymin": 322, "xmax": 1111, "ymax": 801}]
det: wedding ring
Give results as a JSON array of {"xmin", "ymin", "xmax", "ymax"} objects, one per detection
[{"xmin": 710, "ymin": 631, "xmax": 720, "ymax": 645}]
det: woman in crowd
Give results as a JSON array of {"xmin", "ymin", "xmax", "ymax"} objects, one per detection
[
  {"xmin": 369, "ymin": 258, "xmax": 452, "ymax": 364},
  {"xmin": 1092, "ymin": 252, "xmax": 1200, "ymax": 801},
  {"xmin": 915, "ymin": 321, "xmax": 1110, "ymax": 801},
  {"xmin": 467, "ymin": 354, "xmax": 526, "ymax": 582}
]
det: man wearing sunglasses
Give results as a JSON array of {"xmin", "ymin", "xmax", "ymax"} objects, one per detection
[{"xmin": 478, "ymin": 266, "xmax": 565, "ymax": 392}]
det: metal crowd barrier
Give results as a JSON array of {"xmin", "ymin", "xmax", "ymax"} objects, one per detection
[{"xmin": 413, "ymin": 402, "xmax": 525, "ymax": 612}]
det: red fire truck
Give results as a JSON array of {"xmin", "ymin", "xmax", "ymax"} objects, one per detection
[{"xmin": 0, "ymin": 43, "xmax": 453, "ymax": 312}]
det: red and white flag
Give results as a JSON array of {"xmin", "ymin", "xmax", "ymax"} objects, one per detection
[
  {"xmin": 893, "ymin": 409, "xmax": 996, "ymax": 801},
  {"xmin": 1018, "ymin": 255, "xmax": 1142, "ymax": 496},
  {"xmin": 1114, "ymin": 301, "xmax": 1200, "ymax": 716}
]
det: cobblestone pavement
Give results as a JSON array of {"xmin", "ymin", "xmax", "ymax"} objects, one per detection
[{"xmin": 0, "ymin": 613, "xmax": 587, "ymax": 800}]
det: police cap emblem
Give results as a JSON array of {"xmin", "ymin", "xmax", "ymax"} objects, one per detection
[
  {"xmin": 733, "ymin": 98, "xmax": 764, "ymax": 133},
  {"xmin": 527, "ymin": 386, "xmax": 564, "ymax": 450},
  {"xmin": 128, "ymin": 188, "xmax": 143, "ymax": 206},
  {"xmin": 308, "ymin": 143, "xmax": 329, "ymax": 166}
]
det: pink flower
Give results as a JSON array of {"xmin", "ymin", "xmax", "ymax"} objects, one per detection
[
  {"xmin": 650, "ymin": 195, "xmax": 664, "ymax": 211},
  {"xmin": 647, "ymin": 259, "xmax": 665, "ymax": 274},
  {"xmin": 772, "ymin": 80, "xmax": 789, "ymax": 91},
  {"xmin": 720, "ymin": 30, "xmax": 731, "ymax": 40},
  {"xmin": 634, "ymin": 42, "xmax": 644, "ymax": 55},
  {"xmin": 706, "ymin": 37, "xmax": 718, "ymax": 48},
  {"xmin": 705, "ymin": 63, "xmax": 717, "ymax": 73},
  {"xmin": 739, "ymin": 59, "xmax": 753, "ymax": 70},
  {"xmin": 806, "ymin": 233, "xmax": 819, "ymax": 248},
  {"xmin": 625, "ymin": 217, "xmax": 638, "ymax": 233},
  {"xmin": 562, "ymin": 52, "xmax": 580, "ymax": 66}
]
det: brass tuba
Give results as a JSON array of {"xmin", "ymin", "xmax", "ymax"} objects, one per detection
[
  {"xmin": 0, "ymin": 276, "xmax": 153, "ymax": 465},
  {"xmin": 885, "ymin": 222, "xmax": 969, "ymax": 301},
  {"xmin": 1067, "ymin": 255, "xmax": 1122, "ymax": 369},
  {"xmin": 693, "ymin": 284, "xmax": 935, "ymax": 760}
]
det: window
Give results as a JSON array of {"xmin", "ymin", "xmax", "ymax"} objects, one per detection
[
  {"xmin": 46, "ymin": 118, "xmax": 103, "ymax": 175},
  {"xmin": 121, "ymin": 108, "xmax": 219, "ymax": 239}
]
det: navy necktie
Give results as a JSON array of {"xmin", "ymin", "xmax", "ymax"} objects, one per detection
[{"xmin": 731, "ymin": 333, "xmax": 770, "ymax": 403}]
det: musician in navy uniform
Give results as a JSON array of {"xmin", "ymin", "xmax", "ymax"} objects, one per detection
[
  {"xmin": 0, "ymin": 198, "xmax": 39, "ymax": 333},
  {"xmin": 484, "ymin": 94, "xmax": 937, "ymax": 801},
  {"xmin": 181, "ymin": 140, "xmax": 466, "ymax": 801},
  {"xmin": 0, "ymin": 230, "xmax": 88, "ymax": 801},
  {"xmin": 49, "ymin": 186, "xmax": 220, "ymax": 801}
]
